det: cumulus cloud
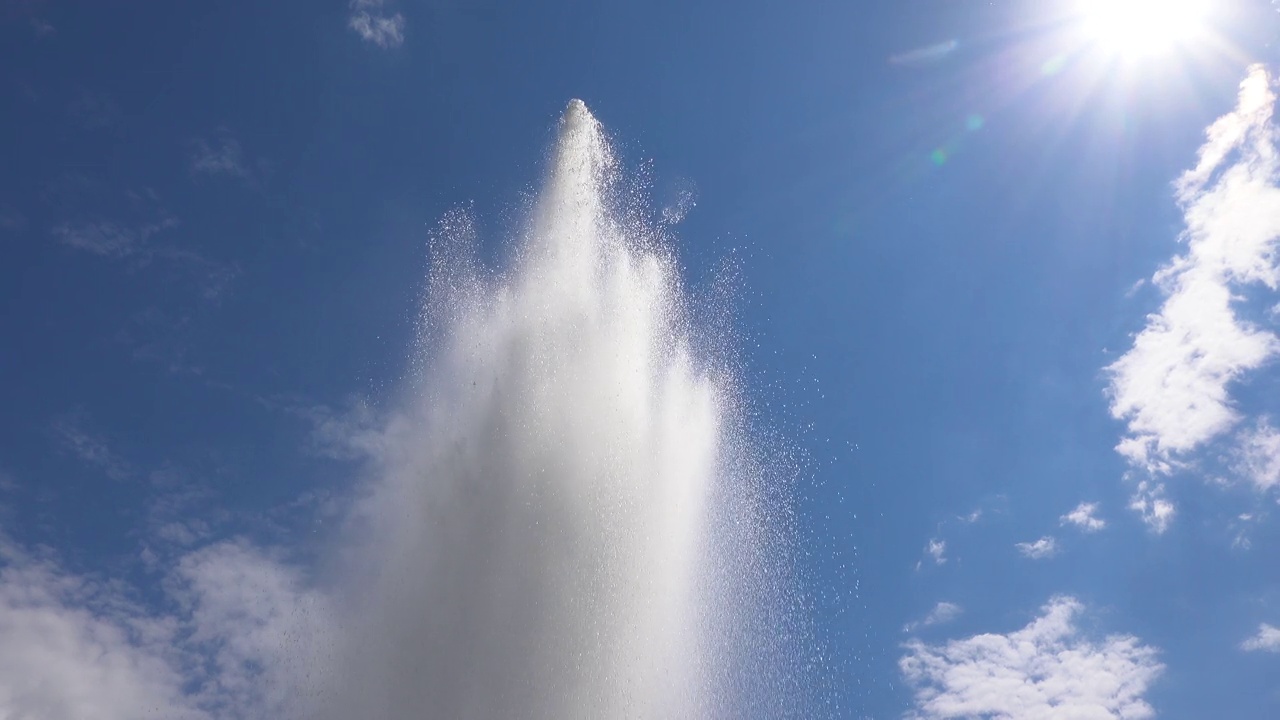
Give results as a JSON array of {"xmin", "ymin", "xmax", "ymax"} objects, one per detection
[
  {"xmin": 0, "ymin": 539, "xmax": 204, "ymax": 720},
  {"xmin": 904, "ymin": 602, "xmax": 963, "ymax": 633},
  {"xmin": 1061, "ymin": 502, "xmax": 1107, "ymax": 532},
  {"xmin": 1015, "ymin": 536, "xmax": 1058, "ymax": 559},
  {"xmin": 900, "ymin": 596, "xmax": 1164, "ymax": 719},
  {"xmin": 169, "ymin": 541, "xmax": 332, "ymax": 717},
  {"xmin": 1241, "ymin": 623, "xmax": 1280, "ymax": 652},
  {"xmin": 0, "ymin": 535, "xmax": 328, "ymax": 720},
  {"xmin": 348, "ymin": 0, "xmax": 405, "ymax": 48},
  {"xmin": 1106, "ymin": 66, "xmax": 1280, "ymax": 521}
]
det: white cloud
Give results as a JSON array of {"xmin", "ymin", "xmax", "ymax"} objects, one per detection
[
  {"xmin": 51, "ymin": 411, "xmax": 132, "ymax": 481},
  {"xmin": 1234, "ymin": 417, "xmax": 1280, "ymax": 492},
  {"xmin": 0, "ymin": 535, "xmax": 329, "ymax": 720},
  {"xmin": 169, "ymin": 541, "xmax": 332, "ymax": 718},
  {"xmin": 1241, "ymin": 623, "xmax": 1280, "ymax": 652},
  {"xmin": 1106, "ymin": 66, "xmax": 1280, "ymax": 493},
  {"xmin": 1129, "ymin": 481, "xmax": 1175, "ymax": 534},
  {"xmin": 904, "ymin": 602, "xmax": 963, "ymax": 633},
  {"xmin": 348, "ymin": 0, "xmax": 405, "ymax": 48},
  {"xmin": 1015, "ymin": 536, "xmax": 1058, "ymax": 559},
  {"xmin": 1061, "ymin": 502, "xmax": 1107, "ymax": 532},
  {"xmin": 900, "ymin": 596, "xmax": 1164, "ymax": 719},
  {"xmin": 926, "ymin": 538, "xmax": 947, "ymax": 565},
  {"xmin": 0, "ymin": 538, "xmax": 206, "ymax": 719}
]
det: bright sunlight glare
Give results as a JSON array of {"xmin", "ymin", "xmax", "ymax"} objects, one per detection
[{"xmin": 1077, "ymin": 0, "xmax": 1211, "ymax": 59}]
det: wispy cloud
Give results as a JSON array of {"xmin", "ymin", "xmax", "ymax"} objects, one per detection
[
  {"xmin": 189, "ymin": 129, "xmax": 262, "ymax": 184},
  {"xmin": 1230, "ymin": 512, "xmax": 1260, "ymax": 550},
  {"xmin": 258, "ymin": 395, "xmax": 388, "ymax": 461},
  {"xmin": 1014, "ymin": 536, "xmax": 1058, "ymax": 559},
  {"xmin": 300, "ymin": 400, "xmax": 386, "ymax": 460},
  {"xmin": 901, "ymin": 596, "xmax": 1163, "ymax": 719},
  {"xmin": 155, "ymin": 246, "xmax": 241, "ymax": 304},
  {"xmin": 1241, "ymin": 623, "xmax": 1280, "ymax": 652},
  {"xmin": 1106, "ymin": 66, "xmax": 1280, "ymax": 524},
  {"xmin": 1233, "ymin": 417, "xmax": 1280, "ymax": 492},
  {"xmin": 925, "ymin": 538, "xmax": 946, "ymax": 566},
  {"xmin": 9, "ymin": 1, "xmax": 55, "ymax": 37},
  {"xmin": 50, "ymin": 187, "xmax": 238, "ymax": 304},
  {"xmin": 904, "ymin": 602, "xmax": 962, "ymax": 633},
  {"xmin": 348, "ymin": 0, "xmax": 405, "ymax": 48},
  {"xmin": 1129, "ymin": 480, "xmax": 1176, "ymax": 534},
  {"xmin": 1061, "ymin": 501, "xmax": 1107, "ymax": 532},
  {"xmin": 50, "ymin": 410, "xmax": 132, "ymax": 481},
  {"xmin": 52, "ymin": 216, "xmax": 177, "ymax": 258},
  {"xmin": 146, "ymin": 470, "xmax": 219, "ymax": 550}
]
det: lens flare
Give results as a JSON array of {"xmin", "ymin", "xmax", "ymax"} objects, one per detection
[{"xmin": 1076, "ymin": 0, "xmax": 1210, "ymax": 59}]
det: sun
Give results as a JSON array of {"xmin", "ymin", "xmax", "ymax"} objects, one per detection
[{"xmin": 1076, "ymin": 0, "xmax": 1211, "ymax": 59}]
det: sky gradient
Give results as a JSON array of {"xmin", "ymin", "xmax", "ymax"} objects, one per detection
[{"xmin": 3, "ymin": 0, "xmax": 1280, "ymax": 717}]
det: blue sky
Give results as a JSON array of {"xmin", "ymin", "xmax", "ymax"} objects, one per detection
[{"xmin": 3, "ymin": 0, "xmax": 1280, "ymax": 718}]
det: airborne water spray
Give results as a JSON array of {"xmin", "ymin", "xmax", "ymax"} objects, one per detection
[{"xmin": 318, "ymin": 101, "xmax": 811, "ymax": 719}]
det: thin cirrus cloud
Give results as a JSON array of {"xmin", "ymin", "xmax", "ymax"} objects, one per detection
[
  {"xmin": 900, "ymin": 596, "xmax": 1164, "ymax": 719},
  {"xmin": 1014, "ymin": 536, "xmax": 1058, "ymax": 560},
  {"xmin": 1106, "ymin": 65, "xmax": 1280, "ymax": 529},
  {"xmin": 51, "ymin": 193, "xmax": 238, "ymax": 304},
  {"xmin": 348, "ymin": 0, "xmax": 405, "ymax": 48},
  {"xmin": 1061, "ymin": 502, "xmax": 1107, "ymax": 532},
  {"xmin": 1241, "ymin": 623, "xmax": 1280, "ymax": 653},
  {"xmin": 52, "ymin": 215, "xmax": 178, "ymax": 259},
  {"xmin": 50, "ymin": 410, "xmax": 132, "ymax": 481}
]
